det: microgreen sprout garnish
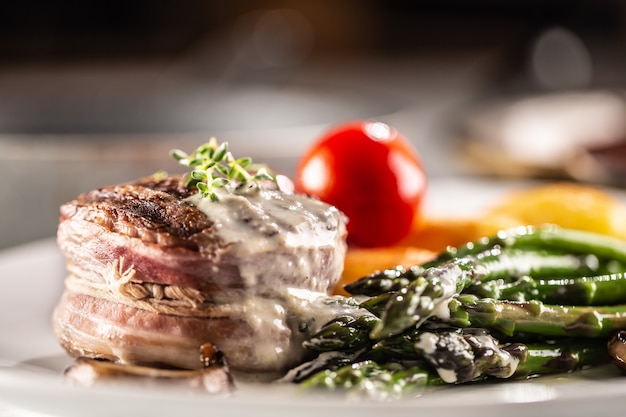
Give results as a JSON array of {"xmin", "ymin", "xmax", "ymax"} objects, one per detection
[{"xmin": 170, "ymin": 138, "xmax": 276, "ymax": 201}]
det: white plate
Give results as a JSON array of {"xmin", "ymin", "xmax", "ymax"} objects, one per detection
[{"xmin": 2, "ymin": 178, "xmax": 626, "ymax": 417}]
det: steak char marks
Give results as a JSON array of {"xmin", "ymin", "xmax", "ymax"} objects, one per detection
[{"xmin": 53, "ymin": 174, "xmax": 347, "ymax": 374}]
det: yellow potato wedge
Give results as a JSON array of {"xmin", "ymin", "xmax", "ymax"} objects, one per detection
[{"xmin": 486, "ymin": 182, "xmax": 626, "ymax": 240}]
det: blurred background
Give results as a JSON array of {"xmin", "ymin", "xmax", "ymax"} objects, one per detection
[{"xmin": 2, "ymin": 0, "xmax": 626, "ymax": 249}]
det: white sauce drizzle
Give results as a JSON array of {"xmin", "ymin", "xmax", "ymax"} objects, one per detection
[
  {"xmin": 414, "ymin": 332, "xmax": 439, "ymax": 355},
  {"xmin": 186, "ymin": 186, "xmax": 346, "ymax": 291},
  {"xmin": 184, "ymin": 186, "xmax": 349, "ymax": 368},
  {"xmin": 187, "ymin": 185, "xmax": 344, "ymax": 252},
  {"xmin": 473, "ymin": 334, "xmax": 520, "ymax": 379},
  {"xmin": 422, "ymin": 264, "xmax": 462, "ymax": 322},
  {"xmin": 415, "ymin": 331, "xmax": 521, "ymax": 384},
  {"xmin": 437, "ymin": 368, "xmax": 459, "ymax": 384}
]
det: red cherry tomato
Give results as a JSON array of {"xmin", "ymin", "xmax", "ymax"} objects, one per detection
[{"xmin": 294, "ymin": 120, "xmax": 427, "ymax": 248}]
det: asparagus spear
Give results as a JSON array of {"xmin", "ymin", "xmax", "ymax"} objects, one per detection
[
  {"xmin": 345, "ymin": 225, "xmax": 626, "ymax": 298},
  {"xmin": 437, "ymin": 224, "xmax": 626, "ymax": 264},
  {"xmin": 509, "ymin": 339, "xmax": 610, "ymax": 378},
  {"xmin": 370, "ymin": 226, "xmax": 626, "ymax": 338},
  {"xmin": 299, "ymin": 360, "xmax": 437, "ymax": 399},
  {"xmin": 503, "ymin": 225, "xmax": 626, "ymax": 262},
  {"xmin": 343, "ymin": 230, "xmax": 519, "ymax": 297},
  {"xmin": 303, "ymin": 314, "xmax": 378, "ymax": 353},
  {"xmin": 449, "ymin": 294, "xmax": 626, "ymax": 337},
  {"xmin": 309, "ymin": 292, "xmax": 626, "ymax": 358},
  {"xmin": 359, "ymin": 261, "xmax": 626, "ymax": 314},
  {"xmin": 342, "ymin": 231, "xmax": 514, "ymax": 297},
  {"xmin": 413, "ymin": 328, "xmax": 609, "ymax": 383},
  {"xmin": 469, "ymin": 272, "xmax": 626, "ymax": 305},
  {"xmin": 299, "ymin": 331, "xmax": 609, "ymax": 394},
  {"xmin": 370, "ymin": 247, "xmax": 605, "ymax": 339},
  {"xmin": 281, "ymin": 350, "xmax": 359, "ymax": 383}
]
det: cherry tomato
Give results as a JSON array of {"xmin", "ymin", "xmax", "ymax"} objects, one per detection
[{"xmin": 294, "ymin": 120, "xmax": 427, "ymax": 248}]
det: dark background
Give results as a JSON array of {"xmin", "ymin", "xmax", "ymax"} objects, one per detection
[
  {"xmin": 0, "ymin": 0, "xmax": 625, "ymax": 133},
  {"xmin": 2, "ymin": 0, "xmax": 626, "ymax": 249},
  {"xmin": 0, "ymin": 1, "xmax": 622, "ymax": 60}
]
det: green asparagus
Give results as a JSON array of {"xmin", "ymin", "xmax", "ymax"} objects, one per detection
[
  {"xmin": 299, "ymin": 360, "xmax": 437, "ymax": 400},
  {"xmin": 510, "ymin": 339, "xmax": 610, "ymax": 378},
  {"xmin": 371, "ymin": 246, "xmax": 608, "ymax": 339},
  {"xmin": 292, "ymin": 225, "xmax": 626, "ymax": 397},
  {"xmin": 298, "ymin": 331, "xmax": 608, "ymax": 397},
  {"xmin": 469, "ymin": 272, "xmax": 626, "ymax": 305},
  {"xmin": 449, "ymin": 294, "xmax": 626, "ymax": 337},
  {"xmin": 303, "ymin": 314, "xmax": 378, "ymax": 353},
  {"xmin": 413, "ymin": 328, "xmax": 609, "ymax": 383},
  {"xmin": 346, "ymin": 225, "xmax": 626, "ymax": 298}
]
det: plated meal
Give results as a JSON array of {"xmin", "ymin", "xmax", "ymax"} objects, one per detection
[{"xmin": 49, "ymin": 120, "xmax": 626, "ymax": 400}]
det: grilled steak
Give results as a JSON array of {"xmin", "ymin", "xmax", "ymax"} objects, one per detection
[{"xmin": 52, "ymin": 174, "xmax": 348, "ymax": 375}]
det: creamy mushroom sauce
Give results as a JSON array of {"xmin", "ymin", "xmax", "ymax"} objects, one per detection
[{"xmin": 186, "ymin": 184, "xmax": 353, "ymax": 369}]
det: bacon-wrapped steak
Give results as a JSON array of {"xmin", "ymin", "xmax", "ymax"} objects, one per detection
[{"xmin": 52, "ymin": 174, "xmax": 348, "ymax": 375}]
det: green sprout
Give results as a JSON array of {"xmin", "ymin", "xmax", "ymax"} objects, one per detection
[{"xmin": 170, "ymin": 138, "xmax": 275, "ymax": 201}]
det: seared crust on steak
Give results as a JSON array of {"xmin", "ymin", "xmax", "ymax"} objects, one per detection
[{"xmin": 60, "ymin": 176, "xmax": 217, "ymax": 249}]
